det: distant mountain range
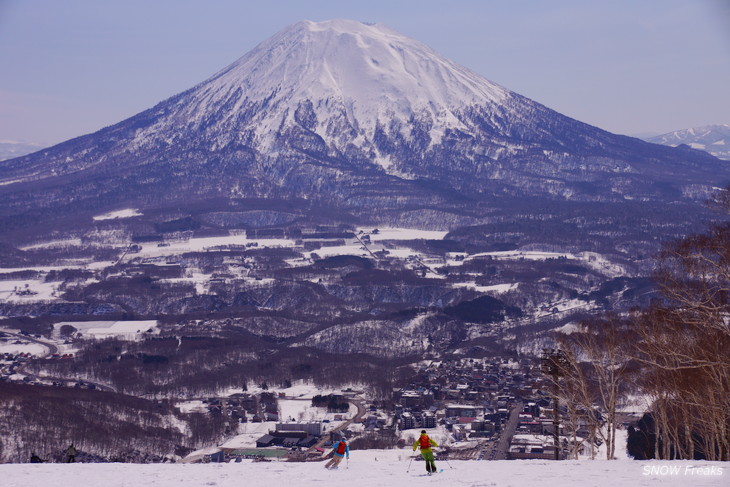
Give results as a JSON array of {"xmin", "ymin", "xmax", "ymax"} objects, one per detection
[
  {"xmin": 0, "ymin": 140, "xmax": 45, "ymax": 162},
  {"xmin": 0, "ymin": 20, "xmax": 727, "ymax": 247},
  {"xmin": 646, "ymin": 124, "xmax": 730, "ymax": 160}
]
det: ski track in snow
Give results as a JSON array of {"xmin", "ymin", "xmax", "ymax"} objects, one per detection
[{"xmin": 1, "ymin": 458, "xmax": 726, "ymax": 487}]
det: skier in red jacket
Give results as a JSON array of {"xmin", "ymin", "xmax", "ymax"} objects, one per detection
[
  {"xmin": 324, "ymin": 437, "xmax": 349, "ymax": 469},
  {"xmin": 413, "ymin": 430, "xmax": 439, "ymax": 474}
]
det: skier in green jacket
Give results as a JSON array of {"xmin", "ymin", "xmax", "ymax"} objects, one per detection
[{"xmin": 413, "ymin": 430, "xmax": 438, "ymax": 474}]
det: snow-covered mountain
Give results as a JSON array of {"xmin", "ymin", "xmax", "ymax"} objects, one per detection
[
  {"xmin": 0, "ymin": 20, "xmax": 727, "ymax": 241},
  {"xmin": 0, "ymin": 140, "xmax": 45, "ymax": 161},
  {"xmin": 647, "ymin": 124, "xmax": 730, "ymax": 160},
  {"xmin": 161, "ymin": 20, "xmax": 509, "ymax": 169}
]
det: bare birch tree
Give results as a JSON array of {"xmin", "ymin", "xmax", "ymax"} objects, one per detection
[
  {"xmin": 630, "ymin": 185, "xmax": 730, "ymax": 460},
  {"xmin": 556, "ymin": 314, "xmax": 633, "ymax": 459}
]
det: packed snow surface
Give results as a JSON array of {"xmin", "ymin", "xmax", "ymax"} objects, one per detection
[
  {"xmin": 0, "ymin": 340, "xmax": 46, "ymax": 356},
  {"xmin": 2, "ymin": 458, "xmax": 725, "ymax": 487}
]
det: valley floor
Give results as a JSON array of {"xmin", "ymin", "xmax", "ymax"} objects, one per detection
[{"xmin": 1, "ymin": 455, "xmax": 725, "ymax": 487}]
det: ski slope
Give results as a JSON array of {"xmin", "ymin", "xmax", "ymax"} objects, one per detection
[{"xmin": 2, "ymin": 456, "xmax": 725, "ymax": 487}]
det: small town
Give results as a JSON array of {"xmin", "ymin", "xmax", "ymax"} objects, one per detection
[
  {"xmin": 0, "ymin": 327, "xmax": 632, "ymax": 465},
  {"xmin": 185, "ymin": 356, "xmax": 623, "ymax": 464}
]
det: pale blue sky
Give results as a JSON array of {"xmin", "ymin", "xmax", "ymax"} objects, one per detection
[{"xmin": 0, "ymin": 0, "xmax": 728, "ymax": 145}]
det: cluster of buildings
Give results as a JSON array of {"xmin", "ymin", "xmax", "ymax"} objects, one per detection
[
  {"xmin": 192, "ymin": 357, "xmax": 603, "ymax": 462},
  {"xmin": 203, "ymin": 392, "xmax": 279, "ymax": 423},
  {"xmin": 255, "ymin": 422, "xmax": 321, "ymax": 449},
  {"xmin": 393, "ymin": 358, "xmax": 528, "ymax": 435},
  {"xmin": 393, "ymin": 357, "xmax": 573, "ymax": 459}
]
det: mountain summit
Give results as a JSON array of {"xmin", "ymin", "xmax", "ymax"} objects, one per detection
[
  {"xmin": 177, "ymin": 19, "xmax": 509, "ymax": 158},
  {"xmin": 0, "ymin": 20, "xmax": 727, "ymax": 243}
]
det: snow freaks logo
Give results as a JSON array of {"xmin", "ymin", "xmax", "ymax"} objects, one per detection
[{"xmin": 642, "ymin": 464, "xmax": 724, "ymax": 477}]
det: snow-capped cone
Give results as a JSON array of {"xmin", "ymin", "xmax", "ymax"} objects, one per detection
[
  {"xmin": 217, "ymin": 20, "xmax": 506, "ymax": 105},
  {"xmin": 145, "ymin": 19, "xmax": 510, "ymax": 164}
]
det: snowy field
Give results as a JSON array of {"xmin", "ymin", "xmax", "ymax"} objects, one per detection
[
  {"xmin": 211, "ymin": 379, "xmax": 357, "ymax": 400},
  {"xmin": 358, "ymin": 228, "xmax": 449, "ymax": 241},
  {"xmin": 278, "ymin": 398, "xmax": 355, "ymax": 423},
  {"xmin": 2, "ymin": 457, "xmax": 725, "ymax": 487},
  {"xmin": 0, "ymin": 279, "xmax": 60, "ymax": 302},
  {"xmin": 133, "ymin": 235, "xmax": 297, "ymax": 259},
  {"xmin": 218, "ymin": 422, "xmax": 279, "ymax": 451},
  {"xmin": 452, "ymin": 282, "xmax": 518, "ymax": 294},
  {"xmin": 465, "ymin": 250, "xmax": 628, "ymax": 277},
  {"xmin": 0, "ymin": 226, "xmax": 630, "ymax": 310},
  {"xmin": 51, "ymin": 320, "xmax": 159, "ymax": 340},
  {"xmin": 93, "ymin": 208, "xmax": 143, "ymax": 221},
  {"xmin": 0, "ymin": 339, "xmax": 46, "ymax": 356}
]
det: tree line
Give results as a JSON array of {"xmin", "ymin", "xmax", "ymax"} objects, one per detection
[
  {"xmin": 547, "ymin": 187, "xmax": 729, "ymax": 461},
  {"xmin": 0, "ymin": 382, "xmax": 228, "ymax": 463},
  {"xmin": 29, "ymin": 332, "xmax": 414, "ymax": 399}
]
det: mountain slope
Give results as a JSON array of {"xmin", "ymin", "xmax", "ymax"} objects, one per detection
[{"xmin": 0, "ymin": 20, "xmax": 727, "ymax": 242}]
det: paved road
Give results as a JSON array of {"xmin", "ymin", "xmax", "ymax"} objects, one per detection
[
  {"xmin": 1, "ymin": 328, "xmax": 117, "ymax": 392},
  {"xmin": 489, "ymin": 401, "xmax": 523, "ymax": 460},
  {"xmin": 353, "ymin": 234, "xmax": 380, "ymax": 260},
  {"xmin": 33, "ymin": 372, "xmax": 118, "ymax": 392}
]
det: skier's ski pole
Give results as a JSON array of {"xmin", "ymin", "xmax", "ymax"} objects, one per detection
[
  {"xmin": 438, "ymin": 450, "xmax": 454, "ymax": 469},
  {"xmin": 406, "ymin": 455, "xmax": 414, "ymax": 472}
]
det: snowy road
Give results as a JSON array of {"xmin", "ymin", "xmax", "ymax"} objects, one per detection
[
  {"xmin": 2, "ymin": 457, "xmax": 725, "ymax": 487},
  {"xmin": 305, "ymin": 396, "xmax": 366, "ymax": 454},
  {"xmin": 0, "ymin": 329, "xmax": 58, "ymax": 357}
]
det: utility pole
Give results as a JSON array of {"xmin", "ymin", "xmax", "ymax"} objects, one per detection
[{"xmin": 541, "ymin": 349, "xmax": 568, "ymax": 460}]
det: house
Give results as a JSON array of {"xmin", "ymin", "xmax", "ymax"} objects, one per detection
[
  {"xmin": 276, "ymin": 422, "xmax": 322, "ymax": 437},
  {"xmin": 282, "ymin": 437, "xmax": 300, "ymax": 448},
  {"xmin": 509, "ymin": 437, "xmax": 563, "ymax": 460},
  {"xmin": 296, "ymin": 436, "xmax": 318, "ymax": 448},
  {"xmin": 397, "ymin": 389, "xmax": 433, "ymax": 408},
  {"xmin": 203, "ymin": 450, "xmax": 225, "ymax": 463},
  {"xmin": 401, "ymin": 412, "xmax": 415, "ymax": 430},
  {"xmin": 518, "ymin": 420, "xmax": 543, "ymax": 435},
  {"xmin": 445, "ymin": 404, "xmax": 483, "ymax": 419},
  {"xmin": 256, "ymin": 434, "xmax": 277, "ymax": 448}
]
